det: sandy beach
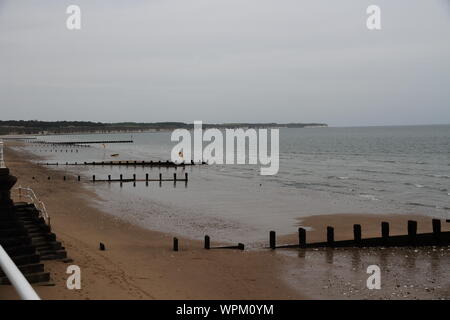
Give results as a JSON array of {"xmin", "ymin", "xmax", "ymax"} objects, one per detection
[
  {"xmin": 0, "ymin": 143, "xmax": 303, "ymax": 300},
  {"xmin": 1, "ymin": 142, "xmax": 449, "ymax": 300}
]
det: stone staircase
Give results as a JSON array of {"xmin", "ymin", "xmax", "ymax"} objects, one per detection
[{"xmin": 0, "ymin": 202, "xmax": 68, "ymax": 285}]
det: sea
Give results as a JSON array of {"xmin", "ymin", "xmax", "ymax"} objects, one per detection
[{"xmin": 17, "ymin": 125, "xmax": 450, "ymax": 245}]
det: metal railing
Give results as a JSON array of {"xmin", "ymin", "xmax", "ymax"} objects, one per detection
[
  {"xmin": 13, "ymin": 186, "xmax": 51, "ymax": 228},
  {"xmin": 0, "ymin": 140, "xmax": 41, "ymax": 300},
  {"xmin": 0, "ymin": 245, "xmax": 41, "ymax": 300},
  {"xmin": 0, "ymin": 140, "xmax": 5, "ymax": 168}
]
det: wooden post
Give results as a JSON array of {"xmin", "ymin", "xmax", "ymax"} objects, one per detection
[
  {"xmin": 92, "ymin": 175, "xmax": 96, "ymax": 182},
  {"xmin": 238, "ymin": 243, "xmax": 245, "ymax": 250},
  {"xmin": 432, "ymin": 219, "xmax": 441, "ymax": 243},
  {"xmin": 99, "ymin": 243, "xmax": 105, "ymax": 251},
  {"xmin": 185, "ymin": 173, "xmax": 188, "ymax": 181},
  {"xmin": 77, "ymin": 175, "xmax": 80, "ymax": 181},
  {"xmin": 173, "ymin": 237, "xmax": 178, "ymax": 251},
  {"xmin": 133, "ymin": 174, "xmax": 136, "ymax": 181},
  {"xmin": 120, "ymin": 174, "xmax": 123, "ymax": 182},
  {"xmin": 327, "ymin": 226, "xmax": 334, "ymax": 247},
  {"xmin": 381, "ymin": 221, "xmax": 389, "ymax": 244},
  {"xmin": 159, "ymin": 173, "xmax": 162, "ymax": 181},
  {"xmin": 269, "ymin": 231, "xmax": 276, "ymax": 249},
  {"xmin": 408, "ymin": 220, "xmax": 417, "ymax": 246},
  {"xmin": 63, "ymin": 176, "xmax": 66, "ymax": 181},
  {"xmin": 173, "ymin": 173, "xmax": 177, "ymax": 181},
  {"xmin": 298, "ymin": 227, "xmax": 306, "ymax": 248},
  {"xmin": 146, "ymin": 173, "xmax": 149, "ymax": 182},
  {"xmin": 108, "ymin": 175, "xmax": 111, "ymax": 182},
  {"xmin": 353, "ymin": 224, "xmax": 362, "ymax": 245},
  {"xmin": 204, "ymin": 235, "xmax": 210, "ymax": 249}
]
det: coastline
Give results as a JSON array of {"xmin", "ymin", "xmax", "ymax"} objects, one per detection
[
  {"xmin": 1, "ymin": 142, "xmax": 449, "ymax": 299},
  {"xmin": 0, "ymin": 143, "xmax": 304, "ymax": 300}
]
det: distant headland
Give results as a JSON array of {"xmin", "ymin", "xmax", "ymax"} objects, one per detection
[{"xmin": 0, "ymin": 120, "xmax": 327, "ymax": 135}]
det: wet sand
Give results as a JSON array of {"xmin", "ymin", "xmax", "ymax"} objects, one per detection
[{"xmin": 1, "ymin": 142, "xmax": 449, "ymax": 299}]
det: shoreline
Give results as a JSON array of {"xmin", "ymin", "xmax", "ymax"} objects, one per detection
[
  {"xmin": 1, "ymin": 143, "xmax": 304, "ymax": 300},
  {"xmin": 1, "ymin": 142, "xmax": 449, "ymax": 299}
]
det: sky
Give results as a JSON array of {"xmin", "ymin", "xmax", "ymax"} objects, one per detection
[{"xmin": 0, "ymin": 0, "xmax": 449, "ymax": 126}]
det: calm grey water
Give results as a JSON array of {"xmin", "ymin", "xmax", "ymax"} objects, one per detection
[{"xmin": 22, "ymin": 125, "xmax": 450, "ymax": 244}]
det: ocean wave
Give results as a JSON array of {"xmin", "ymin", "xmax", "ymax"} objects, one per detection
[
  {"xmin": 404, "ymin": 182, "xmax": 425, "ymax": 188},
  {"xmin": 369, "ymin": 159, "xmax": 397, "ymax": 163},
  {"xmin": 356, "ymin": 168, "xmax": 411, "ymax": 176},
  {"xmin": 406, "ymin": 202, "xmax": 450, "ymax": 210},
  {"xmin": 428, "ymin": 174, "xmax": 450, "ymax": 179},
  {"xmin": 326, "ymin": 176, "xmax": 350, "ymax": 180},
  {"xmin": 359, "ymin": 194, "xmax": 379, "ymax": 201}
]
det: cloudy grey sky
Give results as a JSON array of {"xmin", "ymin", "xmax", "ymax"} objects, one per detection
[{"xmin": 1, "ymin": 0, "xmax": 449, "ymax": 126}]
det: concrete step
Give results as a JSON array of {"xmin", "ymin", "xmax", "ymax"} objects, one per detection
[
  {"xmin": 11, "ymin": 253, "xmax": 40, "ymax": 266},
  {"xmin": 0, "ymin": 263, "xmax": 44, "ymax": 278},
  {"xmin": 34, "ymin": 241, "xmax": 62, "ymax": 251},
  {"xmin": 0, "ymin": 236, "xmax": 31, "ymax": 247},
  {"xmin": 0, "ymin": 228, "xmax": 28, "ymax": 237},
  {"xmin": 30, "ymin": 233, "xmax": 56, "ymax": 242},
  {"xmin": 0, "ymin": 272, "xmax": 50, "ymax": 285},
  {"xmin": 41, "ymin": 250, "xmax": 67, "ymax": 260},
  {"xmin": 3, "ymin": 245, "xmax": 36, "ymax": 257}
]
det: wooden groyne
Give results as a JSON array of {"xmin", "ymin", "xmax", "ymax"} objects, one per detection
[
  {"xmin": 41, "ymin": 173, "xmax": 189, "ymax": 184},
  {"xmin": 41, "ymin": 160, "xmax": 207, "ymax": 167},
  {"xmin": 172, "ymin": 235, "xmax": 244, "ymax": 252},
  {"xmin": 269, "ymin": 219, "xmax": 450, "ymax": 249},
  {"xmin": 34, "ymin": 140, "xmax": 133, "ymax": 145}
]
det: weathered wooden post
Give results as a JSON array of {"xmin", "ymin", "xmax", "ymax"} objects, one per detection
[
  {"xmin": 204, "ymin": 235, "xmax": 210, "ymax": 249},
  {"xmin": 173, "ymin": 237, "xmax": 178, "ymax": 251},
  {"xmin": 269, "ymin": 231, "xmax": 276, "ymax": 249},
  {"xmin": 159, "ymin": 173, "xmax": 162, "ymax": 182},
  {"xmin": 238, "ymin": 243, "xmax": 245, "ymax": 250},
  {"xmin": 353, "ymin": 224, "xmax": 362, "ymax": 245},
  {"xmin": 432, "ymin": 219, "xmax": 441, "ymax": 243},
  {"xmin": 185, "ymin": 173, "xmax": 188, "ymax": 181},
  {"xmin": 108, "ymin": 175, "xmax": 111, "ymax": 182},
  {"xmin": 63, "ymin": 176, "xmax": 66, "ymax": 181},
  {"xmin": 145, "ymin": 173, "xmax": 149, "ymax": 182},
  {"xmin": 408, "ymin": 220, "xmax": 417, "ymax": 246},
  {"xmin": 99, "ymin": 243, "xmax": 106, "ymax": 251},
  {"xmin": 77, "ymin": 175, "xmax": 80, "ymax": 181},
  {"xmin": 120, "ymin": 174, "xmax": 123, "ymax": 182},
  {"xmin": 92, "ymin": 175, "xmax": 96, "ymax": 182},
  {"xmin": 173, "ymin": 173, "xmax": 177, "ymax": 182},
  {"xmin": 381, "ymin": 221, "xmax": 389, "ymax": 245},
  {"xmin": 327, "ymin": 226, "xmax": 334, "ymax": 247},
  {"xmin": 298, "ymin": 227, "xmax": 306, "ymax": 248},
  {"xmin": 133, "ymin": 174, "xmax": 136, "ymax": 181}
]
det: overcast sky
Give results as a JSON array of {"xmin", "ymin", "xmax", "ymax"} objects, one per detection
[{"xmin": 1, "ymin": 0, "xmax": 449, "ymax": 126}]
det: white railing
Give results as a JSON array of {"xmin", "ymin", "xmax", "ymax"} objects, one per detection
[
  {"xmin": 0, "ymin": 245, "xmax": 41, "ymax": 300},
  {"xmin": 0, "ymin": 141, "xmax": 41, "ymax": 299},
  {"xmin": 0, "ymin": 140, "xmax": 5, "ymax": 168},
  {"xmin": 13, "ymin": 186, "xmax": 51, "ymax": 229}
]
